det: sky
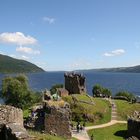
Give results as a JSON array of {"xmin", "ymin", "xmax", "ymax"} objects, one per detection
[{"xmin": 0, "ymin": 0, "xmax": 140, "ymax": 71}]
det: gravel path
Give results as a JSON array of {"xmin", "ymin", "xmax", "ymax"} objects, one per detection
[{"xmin": 72, "ymin": 98, "xmax": 127, "ymax": 140}]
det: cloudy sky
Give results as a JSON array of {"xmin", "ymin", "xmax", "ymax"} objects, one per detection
[{"xmin": 0, "ymin": 0, "xmax": 140, "ymax": 71}]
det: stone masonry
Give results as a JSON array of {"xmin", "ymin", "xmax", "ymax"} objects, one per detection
[
  {"xmin": 0, "ymin": 105, "xmax": 32, "ymax": 140},
  {"xmin": 64, "ymin": 72, "xmax": 86, "ymax": 94},
  {"xmin": 45, "ymin": 106, "xmax": 72, "ymax": 139},
  {"xmin": 127, "ymin": 111, "xmax": 140, "ymax": 139},
  {"xmin": 0, "ymin": 105, "xmax": 23, "ymax": 126}
]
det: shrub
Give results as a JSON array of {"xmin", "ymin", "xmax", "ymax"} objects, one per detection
[
  {"xmin": 115, "ymin": 91, "xmax": 136, "ymax": 102},
  {"xmin": 50, "ymin": 84, "xmax": 63, "ymax": 95},
  {"xmin": 92, "ymin": 84, "xmax": 112, "ymax": 97},
  {"xmin": 1, "ymin": 74, "xmax": 41, "ymax": 109}
]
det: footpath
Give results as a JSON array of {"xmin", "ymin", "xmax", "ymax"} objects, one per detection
[{"xmin": 72, "ymin": 98, "xmax": 127, "ymax": 140}]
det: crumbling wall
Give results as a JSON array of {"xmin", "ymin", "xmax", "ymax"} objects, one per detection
[
  {"xmin": 0, "ymin": 105, "xmax": 23, "ymax": 126},
  {"xmin": 64, "ymin": 72, "xmax": 86, "ymax": 94},
  {"xmin": 45, "ymin": 106, "xmax": 72, "ymax": 139},
  {"xmin": 127, "ymin": 111, "xmax": 140, "ymax": 139},
  {"xmin": 0, "ymin": 105, "xmax": 32, "ymax": 140}
]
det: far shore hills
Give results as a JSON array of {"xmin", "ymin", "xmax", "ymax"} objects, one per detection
[
  {"xmin": 76, "ymin": 65, "xmax": 140, "ymax": 73},
  {"xmin": 1, "ymin": 53, "xmax": 140, "ymax": 73}
]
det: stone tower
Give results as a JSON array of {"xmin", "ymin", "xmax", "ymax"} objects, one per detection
[{"xmin": 64, "ymin": 72, "xmax": 86, "ymax": 94}]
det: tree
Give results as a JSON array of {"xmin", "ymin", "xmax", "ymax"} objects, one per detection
[
  {"xmin": 92, "ymin": 84, "xmax": 103, "ymax": 97},
  {"xmin": 102, "ymin": 88, "xmax": 112, "ymax": 97},
  {"xmin": 50, "ymin": 84, "xmax": 63, "ymax": 95},
  {"xmin": 92, "ymin": 84, "xmax": 112, "ymax": 97},
  {"xmin": 1, "ymin": 74, "xmax": 40, "ymax": 109},
  {"xmin": 115, "ymin": 91, "xmax": 136, "ymax": 102}
]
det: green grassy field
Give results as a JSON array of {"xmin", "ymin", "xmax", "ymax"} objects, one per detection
[
  {"xmin": 115, "ymin": 100, "xmax": 140, "ymax": 120},
  {"xmin": 88, "ymin": 123, "xmax": 127, "ymax": 140},
  {"xmin": 28, "ymin": 130, "xmax": 77, "ymax": 140},
  {"xmin": 28, "ymin": 130, "xmax": 78, "ymax": 140},
  {"xmin": 63, "ymin": 95, "xmax": 111, "ymax": 126},
  {"xmin": 28, "ymin": 130, "xmax": 66, "ymax": 140}
]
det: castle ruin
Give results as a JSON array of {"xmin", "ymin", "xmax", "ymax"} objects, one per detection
[
  {"xmin": 64, "ymin": 72, "xmax": 86, "ymax": 94},
  {"xmin": 0, "ymin": 105, "xmax": 31, "ymax": 140},
  {"xmin": 44, "ymin": 105, "xmax": 72, "ymax": 139},
  {"xmin": 127, "ymin": 111, "xmax": 140, "ymax": 139}
]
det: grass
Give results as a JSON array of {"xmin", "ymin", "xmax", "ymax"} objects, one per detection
[
  {"xmin": 28, "ymin": 130, "xmax": 77, "ymax": 140},
  {"xmin": 115, "ymin": 99, "xmax": 140, "ymax": 120},
  {"xmin": 44, "ymin": 100, "xmax": 65, "ymax": 107},
  {"xmin": 88, "ymin": 123, "xmax": 127, "ymax": 140},
  {"xmin": 63, "ymin": 95, "xmax": 111, "ymax": 126},
  {"xmin": 23, "ymin": 108, "xmax": 31, "ymax": 118},
  {"xmin": 28, "ymin": 130, "xmax": 66, "ymax": 140}
]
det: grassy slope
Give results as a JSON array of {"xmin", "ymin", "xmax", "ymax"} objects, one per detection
[
  {"xmin": 63, "ymin": 94, "xmax": 111, "ymax": 126},
  {"xmin": 28, "ymin": 130, "xmax": 66, "ymax": 140},
  {"xmin": 29, "ymin": 130, "xmax": 77, "ymax": 140},
  {"xmin": 115, "ymin": 100, "xmax": 140, "ymax": 120},
  {"xmin": 88, "ymin": 123, "xmax": 127, "ymax": 140}
]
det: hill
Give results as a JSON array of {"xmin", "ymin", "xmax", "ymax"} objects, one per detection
[
  {"xmin": 62, "ymin": 94, "xmax": 111, "ymax": 126},
  {"xmin": 0, "ymin": 54, "xmax": 45, "ymax": 73},
  {"xmin": 76, "ymin": 65, "xmax": 140, "ymax": 73}
]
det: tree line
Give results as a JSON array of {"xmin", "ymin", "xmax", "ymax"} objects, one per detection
[{"xmin": 92, "ymin": 84, "xmax": 136, "ymax": 102}]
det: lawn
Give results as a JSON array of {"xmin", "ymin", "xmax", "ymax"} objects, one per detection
[
  {"xmin": 88, "ymin": 123, "xmax": 127, "ymax": 140},
  {"xmin": 115, "ymin": 100, "xmax": 140, "ymax": 120},
  {"xmin": 63, "ymin": 95, "xmax": 111, "ymax": 126},
  {"xmin": 28, "ymin": 130, "xmax": 78, "ymax": 140}
]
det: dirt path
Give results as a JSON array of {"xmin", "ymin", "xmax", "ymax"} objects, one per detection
[
  {"xmin": 72, "ymin": 98, "xmax": 127, "ymax": 140},
  {"xmin": 110, "ymin": 98, "xmax": 118, "ymax": 120},
  {"xmin": 85, "ymin": 120, "xmax": 127, "ymax": 130},
  {"xmin": 72, "ymin": 129, "xmax": 90, "ymax": 140}
]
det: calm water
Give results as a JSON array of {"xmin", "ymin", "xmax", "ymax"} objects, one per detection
[{"xmin": 0, "ymin": 72, "xmax": 140, "ymax": 96}]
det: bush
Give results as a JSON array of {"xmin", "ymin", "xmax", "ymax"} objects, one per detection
[
  {"xmin": 1, "ymin": 74, "xmax": 41, "ymax": 109},
  {"xmin": 92, "ymin": 84, "xmax": 112, "ymax": 97},
  {"xmin": 50, "ymin": 84, "xmax": 63, "ymax": 95},
  {"xmin": 92, "ymin": 84, "xmax": 103, "ymax": 97},
  {"xmin": 115, "ymin": 91, "xmax": 136, "ymax": 103}
]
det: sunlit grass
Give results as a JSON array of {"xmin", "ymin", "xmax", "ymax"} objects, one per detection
[
  {"xmin": 88, "ymin": 123, "xmax": 127, "ymax": 140},
  {"xmin": 115, "ymin": 100, "xmax": 140, "ymax": 120}
]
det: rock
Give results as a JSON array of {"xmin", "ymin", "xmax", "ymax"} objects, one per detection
[
  {"xmin": 0, "ymin": 105, "xmax": 23, "ymax": 126},
  {"xmin": 0, "ymin": 105, "xmax": 33, "ymax": 140},
  {"xmin": 127, "ymin": 111, "xmax": 140, "ymax": 139},
  {"xmin": 45, "ymin": 106, "xmax": 72, "ymax": 139},
  {"xmin": 126, "ymin": 136, "xmax": 139, "ymax": 140}
]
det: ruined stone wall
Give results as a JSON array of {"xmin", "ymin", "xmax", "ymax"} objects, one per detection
[
  {"xmin": 0, "ymin": 105, "xmax": 23, "ymax": 126},
  {"xmin": 0, "ymin": 105, "xmax": 31, "ymax": 140},
  {"xmin": 45, "ymin": 106, "xmax": 72, "ymax": 139},
  {"xmin": 64, "ymin": 72, "xmax": 86, "ymax": 94},
  {"xmin": 127, "ymin": 111, "xmax": 140, "ymax": 139},
  {"xmin": 127, "ymin": 119, "xmax": 140, "ymax": 139}
]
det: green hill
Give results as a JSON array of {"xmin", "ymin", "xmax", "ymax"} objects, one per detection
[
  {"xmin": 76, "ymin": 65, "xmax": 140, "ymax": 73},
  {"xmin": 0, "ymin": 54, "xmax": 45, "ymax": 73}
]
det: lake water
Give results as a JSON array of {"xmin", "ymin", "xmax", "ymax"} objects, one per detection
[{"xmin": 0, "ymin": 72, "xmax": 140, "ymax": 96}]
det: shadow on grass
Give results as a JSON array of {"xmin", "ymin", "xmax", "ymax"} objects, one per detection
[{"xmin": 114, "ymin": 130, "xmax": 128, "ymax": 139}]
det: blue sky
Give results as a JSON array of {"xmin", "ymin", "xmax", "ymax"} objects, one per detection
[{"xmin": 0, "ymin": 0, "xmax": 140, "ymax": 71}]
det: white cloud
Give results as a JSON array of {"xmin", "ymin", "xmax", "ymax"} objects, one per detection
[
  {"xmin": 0, "ymin": 32, "xmax": 37, "ymax": 46},
  {"xmin": 21, "ymin": 55, "xmax": 29, "ymax": 60},
  {"xmin": 9, "ymin": 54, "xmax": 29, "ymax": 60},
  {"xmin": 16, "ymin": 46, "xmax": 40, "ymax": 55},
  {"xmin": 104, "ymin": 49, "xmax": 125, "ymax": 57},
  {"xmin": 9, "ymin": 54, "xmax": 16, "ymax": 58},
  {"xmin": 43, "ymin": 17, "xmax": 55, "ymax": 24},
  {"xmin": 69, "ymin": 59, "xmax": 92, "ymax": 70},
  {"xmin": 0, "ymin": 51, "xmax": 5, "ymax": 55}
]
